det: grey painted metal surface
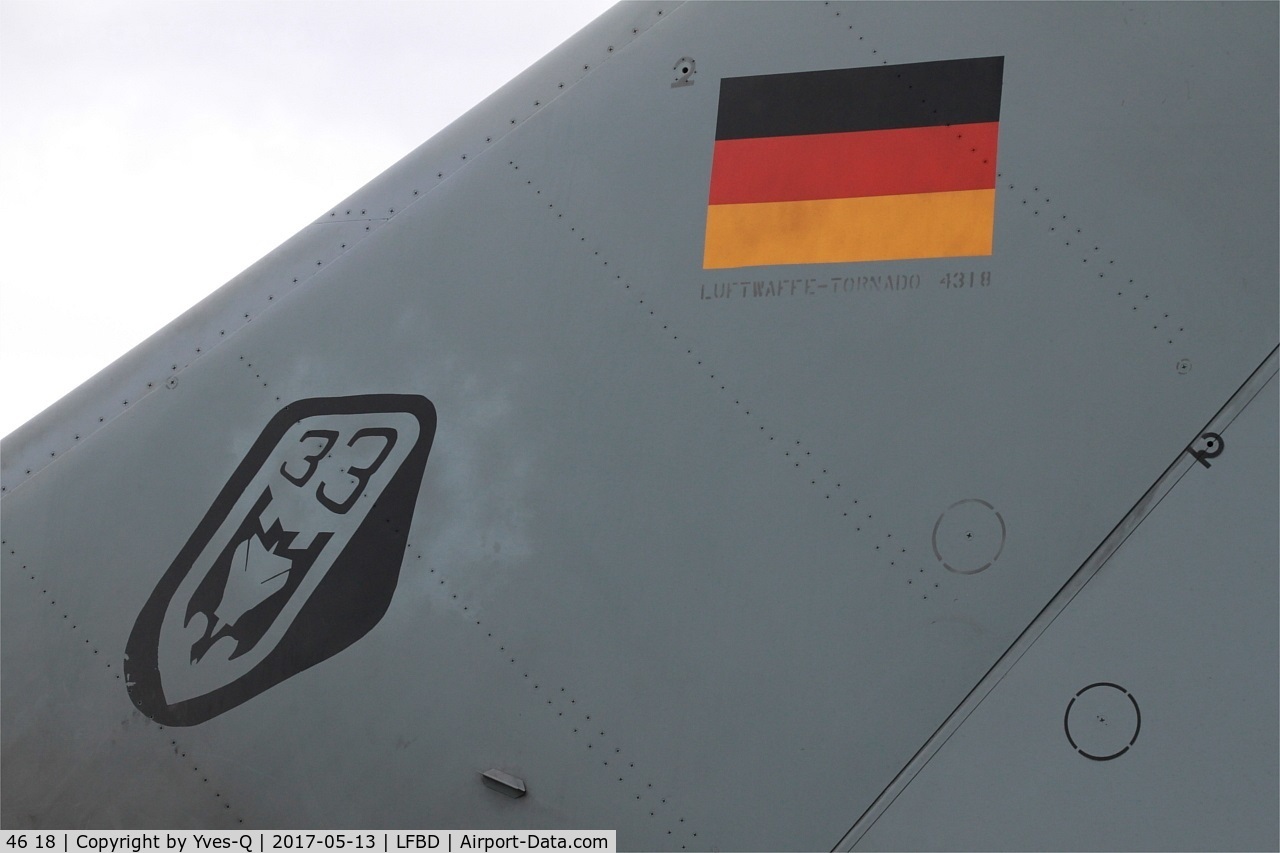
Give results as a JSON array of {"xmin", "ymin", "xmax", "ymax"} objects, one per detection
[
  {"xmin": 842, "ymin": 349, "xmax": 1280, "ymax": 850},
  {"xmin": 2, "ymin": 3, "xmax": 1276, "ymax": 850},
  {"xmin": 849, "ymin": 368, "xmax": 1279, "ymax": 852}
]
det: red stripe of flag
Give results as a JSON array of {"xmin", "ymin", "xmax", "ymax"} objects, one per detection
[{"xmin": 707, "ymin": 121, "xmax": 999, "ymax": 205}]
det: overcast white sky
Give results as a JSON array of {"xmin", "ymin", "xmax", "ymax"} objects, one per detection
[{"xmin": 0, "ymin": 0, "xmax": 614, "ymax": 438}]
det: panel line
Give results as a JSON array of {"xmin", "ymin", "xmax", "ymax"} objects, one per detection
[{"xmin": 832, "ymin": 343, "xmax": 1280, "ymax": 851}]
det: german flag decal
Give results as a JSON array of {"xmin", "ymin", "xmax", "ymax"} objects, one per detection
[{"xmin": 704, "ymin": 57, "xmax": 1004, "ymax": 269}]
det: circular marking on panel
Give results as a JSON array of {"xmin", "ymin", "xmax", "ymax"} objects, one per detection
[
  {"xmin": 1064, "ymin": 682, "xmax": 1140, "ymax": 761},
  {"xmin": 931, "ymin": 498, "xmax": 1005, "ymax": 574}
]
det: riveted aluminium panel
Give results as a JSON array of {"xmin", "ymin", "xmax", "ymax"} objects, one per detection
[
  {"xmin": 3, "ymin": 2, "xmax": 1276, "ymax": 848},
  {"xmin": 432, "ymin": 2, "xmax": 1274, "ymax": 846},
  {"xmin": 852, "ymin": 372, "xmax": 1279, "ymax": 851}
]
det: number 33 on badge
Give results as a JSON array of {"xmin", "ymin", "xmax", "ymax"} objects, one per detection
[{"xmin": 125, "ymin": 395, "xmax": 436, "ymax": 726}]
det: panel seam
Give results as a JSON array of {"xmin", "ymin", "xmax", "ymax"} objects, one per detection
[{"xmin": 832, "ymin": 342, "xmax": 1280, "ymax": 851}]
